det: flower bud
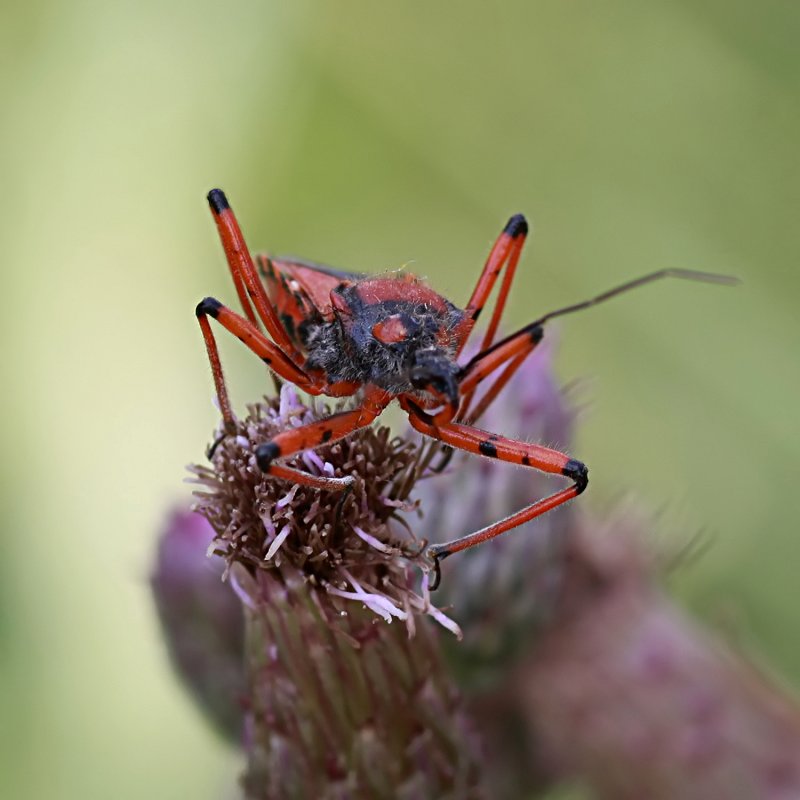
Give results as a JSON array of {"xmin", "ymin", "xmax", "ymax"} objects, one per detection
[{"xmin": 151, "ymin": 508, "xmax": 246, "ymax": 741}]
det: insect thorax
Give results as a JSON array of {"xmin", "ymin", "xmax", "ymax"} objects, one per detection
[{"xmin": 301, "ymin": 294, "xmax": 464, "ymax": 394}]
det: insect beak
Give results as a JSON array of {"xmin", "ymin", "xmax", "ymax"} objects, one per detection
[
  {"xmin": 440, "ymin": 375, "xmax": 459, "ymax": 410},
  {"xmin": 410, "ymin": 357, "xmax": 460, "ymax": 412}
]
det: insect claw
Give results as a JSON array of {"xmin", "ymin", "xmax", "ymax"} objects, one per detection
[
  {"xmin": 206, "ymin": 418, "xmax": 238, "ymax": 460},
  {"xmin": 426, "ymin": 545, "xmax": 451, "ymax": 591},
  {"xmin": 334, "ymin": 477, "xmax": 355, "ymax": 529},
  {"xmin": 428, "ymin": 555, "xmax": 443, "ymax": 592},
  {"xmin": 206, "ymin": 434, "xmax": 225, "ymax": 460},
  {"xmin": 430, "ymin": 445, "xmax": 455, "ymax": 474}
]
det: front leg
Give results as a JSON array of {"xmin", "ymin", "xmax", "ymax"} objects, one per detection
[
  {"xmin": 254, "ymin": 387, "xmax": 391, "ymax": 491},
  {"xmin": 402, "ymin": 398, "xmax": 587, "ymax": 589}
]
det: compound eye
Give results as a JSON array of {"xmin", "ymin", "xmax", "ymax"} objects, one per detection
[{"xmin": 372, "ymin": 314, "xmax": 410, "ymax": 344}]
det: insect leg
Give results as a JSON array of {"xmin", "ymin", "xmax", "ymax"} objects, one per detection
[
  {"xmin": 425, "ymin": 321, "xmax": 544, "ymax": 461},
  {"xmin": 462, "ymin": 336, "xmax": 543, "ymax": 426},
  {"xmin": 196, "ymin": 307, "xmax": 236, "ymax": 434},
  {"xmin": 260, "ymin": 462, "xmax": 356, "ymax": 493},
  {"xmin": 456, "ymin": 214, "xmax": 529, "ymax": 422},
  {"xmin": 205, "ymin": 192, "xmax": 258, "ymax": 329},
  {"xmin": 254, "ymin": 388, "xmax": 391, "ymax": 489},
  {"xmin": 207, "ymin": 189, "xmax": 301, "ymax": 359},
  {"xmin": 429, "ymin": 331, "xmax": 538, "ymax": 472},
  {"xmin": 457, "ymin": 322, "xmax": 544, "ymax": 399},
  {"xmin": 459, "ymin": 213, "xmax": 530, "ymax": 355},
  {"xmin": 402, "ymin": 400, "xmax": 586, "ymax": 589},
  {"xmin": 196, "ymin": 297, "xmax": 323, "ymax": 436}
]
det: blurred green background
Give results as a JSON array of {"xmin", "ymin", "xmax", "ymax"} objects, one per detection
[{"xmin": 1, "ymin": 1, "xmax": 798, "ymax": 798}]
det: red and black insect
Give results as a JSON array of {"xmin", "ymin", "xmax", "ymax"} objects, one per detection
[{"xmin": 196, "ymin": 189, "xmax": 734, "ymax": 588}]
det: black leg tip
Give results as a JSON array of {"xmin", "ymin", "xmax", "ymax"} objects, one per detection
[
  {"xmin": 207, "ymin": 188, "xmax": 230, "ymax": 215},
  {"xmin": 255, "ymin": 441, "xmax": 281, "ymax": 471},
  {"xmin": 563, "ymin": 459, "xmax": 589, "ymax": 494},
  {"xmin": 426, "ymin": 546, "xmax": 451, "ymax": 591},
  {"xmin": 206, "ymin": 434, "xmax": 225, "ymax": 460},
  {"xmin": 196, "ymin": 296, "xmax": 222, "ymax": 318},
  {"xmin": 504, "ymin": 213, "xmax": 529, "ymax": 239},
  {"xmin": 431, "ymin": 445, "xmax": 455, "ymax": 474}
]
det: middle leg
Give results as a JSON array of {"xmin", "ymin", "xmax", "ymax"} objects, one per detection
[{"xmin": 429, "ymin": 320, "xmax": 544, "ymax": 470}]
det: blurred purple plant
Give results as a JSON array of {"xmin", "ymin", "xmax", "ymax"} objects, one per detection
[
  {"xmin": 151, "ymin": 508, "xmax": 245, "ymax": 742},
  {"xmin": 515, "ymin": 509, "xmax": 800, "ymax": 798}
]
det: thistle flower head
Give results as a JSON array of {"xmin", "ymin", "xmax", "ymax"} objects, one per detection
[
  {"xmin": 179, "ymin": 385, "xmax": 480, "ymax": 798},
  {"xmin": 188, "ymin": 385, "xmax": 458, "ymax": 637}
]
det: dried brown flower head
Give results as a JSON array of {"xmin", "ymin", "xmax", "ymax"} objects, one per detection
[{"xmin": 188, "ymin": 385, "xmax": 459, "ymax": 637}]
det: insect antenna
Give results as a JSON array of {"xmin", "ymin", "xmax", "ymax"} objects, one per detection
[{"xmin": 531, "ymin": 268, "xmax": 738, "ymax": 328}]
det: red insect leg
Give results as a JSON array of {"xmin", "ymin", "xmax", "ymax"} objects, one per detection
[
  {"xmin": 196, "ymin": 311, "xmax": 236, "ymax": 432},
  {"xmin": 461, "ymin": 323, "xmax": 544, "ymax": 425},
  {"xmin": 464, "ymin": 349, "xmax": 530, "ymax": 426},
  {"xmin": 197, "ymin": 298, "xmax": 315, "ymax": 383},
  {"xmin": 207, "ymin": 189, "xmax": 300, "ymax": 359},
  {"xmin": 205, "ymin": 192, "xmax": 258, "ymax": 329},
  {"xmin": 458, "ymin": 321, "xmax": 544, "ymax": 399},
  {"xmin": 402, "ymin": 400, "xmax": 586, "ymax": 587},
  {"xmin": 264, "ymin": 463, "xmax": 355, "ymax": 493},
  {"xmin": 457, "ymin": 214, "xmax": 529, "ymax": 421},
  {"xmin": 196, "ymin": 297, "xmax": 322, "ymax": 435},
  {"xmin": 254, "ymin": 388, "xmax": 391, "ymax": 487},
  {"xmin": 458, "ymin": 214, "xmax": 529, "ymax": 355},
  {"xmin": 427, "ymin": 318, "xmax": 543, "ymax": 472}
]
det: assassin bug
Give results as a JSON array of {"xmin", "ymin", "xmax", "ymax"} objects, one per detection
[{"xmin": 196, "ymin": 189, "xmax": 735, "ymax": 589}]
